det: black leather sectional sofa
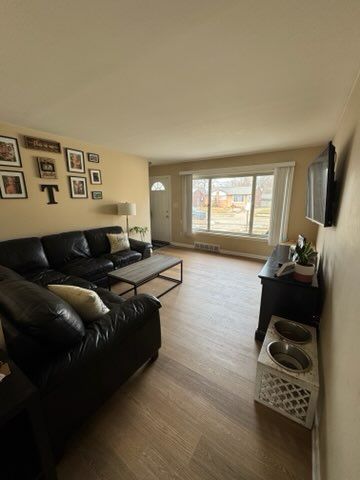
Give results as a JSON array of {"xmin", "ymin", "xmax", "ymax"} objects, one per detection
[
  {"xmin": 0, "ymin": 226, "xmax": 161, "ymax": 458},
  {"xmin": 0, "ymin": 225, "xmax": 152, "ymax": 288}
]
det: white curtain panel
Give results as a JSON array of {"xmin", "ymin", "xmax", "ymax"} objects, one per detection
[
  {"xmin": 182, "ymin": 174, "xmax": 193, "ymax": 236},
  {"xmin": 268, "ymin": 166, "xmax": 294, "ymax": 246}
]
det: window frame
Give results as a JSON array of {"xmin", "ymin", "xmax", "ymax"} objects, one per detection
[
  {"xmin": 151, "ymin": 181, "xmax": 166, "ymax": 191},
  {"xmin": 192, "ymin": 172, "xmax": 274, "ymax": 238}
]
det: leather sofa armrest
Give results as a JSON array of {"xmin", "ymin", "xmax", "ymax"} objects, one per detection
[
  {"xmin": 119, "ymin": 294, "xmax": 161, "ymax": 322},
  {"xmin": 129, "ymin": 238, "xmax": 153, "ymax": 259}
]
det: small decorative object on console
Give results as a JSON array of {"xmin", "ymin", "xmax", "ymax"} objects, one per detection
[{"xmin": 292, "ymin": 235, "xmax": 317, "ymax": 283}]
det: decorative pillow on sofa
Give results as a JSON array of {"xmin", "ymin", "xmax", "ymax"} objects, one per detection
[
  {"xmin": 0, "ymin": 279, "xmax": 85, "ymax": 350},
  {"xmin": 107, "ymin": 232, "xmax": 130, "ymax": 253},
  {"xmin": 48, "ymin": 284, "xmax": 109, "ymax": 322}
]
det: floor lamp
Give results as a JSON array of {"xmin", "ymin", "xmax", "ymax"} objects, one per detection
[{"xmin": 117, "ymin": 202, "xmax": 136, "ymax": 234}]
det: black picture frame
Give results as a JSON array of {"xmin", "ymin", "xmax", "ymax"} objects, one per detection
[
  {"xmin": 87, "ymin": 152, "xmax": 99, "ymax": 163},
  {"xmin": 69, "ymin": 176, "xmax": 88, "ymax": 199},
  {"xmin": 66, "ymin": 148, "xmax": 85, "ymax": 173},
  {"xmin": 0, "ymin": 170, "xmax": 28, "ymax": 199},
  {"xmin": 91, "ymin": 191, "xmax": 103, "ymax": 200},
  {"xmin": 89, "ymin": 169, "xmax": 102, "ymax": 185},
  {"xmin": 37, "ymin": 157, "xmax": 57, "ymax": 179},
  {"xmin": 0, "ymin": 135, "xmax": 22, "ymax": 167}
]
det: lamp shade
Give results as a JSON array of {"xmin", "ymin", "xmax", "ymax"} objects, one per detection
[{"xmin": 117, "ymin": 202, "xmax": 136, "ymax": 216}]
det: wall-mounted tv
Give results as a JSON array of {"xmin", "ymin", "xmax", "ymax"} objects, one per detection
[{"xmin": 306, "ymin": 142, "xmax": 336, "ymax": 227}]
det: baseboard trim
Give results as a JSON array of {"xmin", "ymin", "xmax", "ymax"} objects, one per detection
[
  {"xmin": 170, "ymin": 242, "xmax": 267, "ymax": 261},
  {"xmin": 312, "ymin": 411, "xmax": 321, "ymax": 480}
]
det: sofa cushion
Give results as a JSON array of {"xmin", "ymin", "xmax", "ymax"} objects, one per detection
[
  {"xmin": 60, "ymin": 257, "xmax": 114, "ymax": 281},
  {"xmin": 84, "ymin": 226, "xmax": 122, "ymax": 257},
  {"xmin": 24, "ymin": 269, "xmax": 96, "ymax": 289},
  {"xmin": 103, "ymin": 250, "xmax": 141, "ymax": 268},
  {"xmin": 0, "ymin": 265, "xmax": 24, "ymax": 282},
  {"xmin": 0, "ymin": 279, "xmax": 85, "ymax": 350},
  {"xmin": 107, "ymin": 232, "xmax": 130, "ymax": 253},
  {"xmin": 42, "ymin": 231, "xmax": 91, "ymax": 268},
  {"xmin": 48, "ymin": 285, "xmax": 109, "ymax": 322},
  {"xmin": 95, "ymin": 288, "xmax": 126, "ymax": 308},
  {"xmin": 0, "ymin": 237, "xmax": 49, "ymax": 274}
]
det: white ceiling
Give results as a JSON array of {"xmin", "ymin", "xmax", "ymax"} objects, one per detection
[{"xmin": 1, "ymin": 1, "xmax": 360, "ymax": 164}]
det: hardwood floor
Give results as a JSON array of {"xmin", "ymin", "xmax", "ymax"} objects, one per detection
[{"xmin": 57, "ymin": 247, "xmax": 312, "ymax": 480}]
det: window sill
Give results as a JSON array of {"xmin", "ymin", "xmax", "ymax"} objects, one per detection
[{"xmin": 192, "ymin": 230, "xmax": 269, "ymax": 242}]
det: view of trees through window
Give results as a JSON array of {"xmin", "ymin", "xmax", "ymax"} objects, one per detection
[{"xmin": 192, "ymin": 174, "xmax": 274, "ymax": 236}]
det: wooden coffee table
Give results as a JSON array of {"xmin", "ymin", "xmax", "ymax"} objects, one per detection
[{"xmin": 108, "ymin": 254, "xmax": 183, "ymax": 298}]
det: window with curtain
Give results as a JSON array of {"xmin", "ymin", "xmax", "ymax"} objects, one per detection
[{"xmin": 192, "ymin": 174, "xmax": 274, "ymax": 237}]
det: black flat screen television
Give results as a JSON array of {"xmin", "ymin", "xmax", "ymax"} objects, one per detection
[{"xmin": 306, "ymin": 142, "xmax": 336, "ymax": 227}]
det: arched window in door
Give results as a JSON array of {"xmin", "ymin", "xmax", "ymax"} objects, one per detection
[{"xmin": 151, "ymin": 181, "xmax": 166, "ymax": 191}]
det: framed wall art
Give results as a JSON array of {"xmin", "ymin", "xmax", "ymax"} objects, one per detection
[
  {"xmin": 0, "ymin": 136, "xmax": 22, "ymax": 167},
  {"xmin": 0, "ymin": 170, "xmax": 27, "ymax": 199},
  {"xmin": 87, "ymin": 152, "xmax": 99, "ymax": 163},
  {"xmin": 23, "ymin": 135, "xmax": 61, "ymax": 153},
  {"xmin": 37, "ymin": 157, "xmax": 57, "ymax": 179},
  {"xmin": 89, "ymin": 169, "xmax": 102, "ymax": 185},
  {"xmin": 66, "ymin": 148, "xmax": 85, "ymax": 173},
  {"xmin": 91, "ymin": 191, "xmax": 103, "ymax": 200},
  {"xmin": 69, "ymin": 176, "xmax": 88, "ymax": 199}
]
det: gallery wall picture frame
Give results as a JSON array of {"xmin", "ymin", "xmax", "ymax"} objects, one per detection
[
  {"xmin": 0, "ymin": 136, "xmax": 22, "ymax": 167},
  {"xmin": 87, "ymin": 152, "xmax": 99, "ymax": 163},
  {"xmin": 69, "ymin": 176, "xmax": 88, "ymax": 199},
  {"xmin": 89, "ymin": 169, "xmax": 102, "ymax": 185},
  {"xmin": 0, "ymin": 170, "xmax": 28, "ymax": 199},
  {"xmin": 23, "ymin": 135, "xmax": 61, "ymax": 153},
  {"xmin": 37, "ymin": 157, "xmax": 57, "ymax": 179},
  {"xmin": 66, "ymin": 148, "xmax": 85, "ymax": 173},
  {"xmin": 91, "ymin": 191, "xmax": 103, "ymax": 200}
]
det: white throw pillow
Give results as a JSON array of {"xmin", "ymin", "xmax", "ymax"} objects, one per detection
[
  {"xmin": 107, "ymin": 232, "xmax": 130, "ymax": 253},
  {"xmin": 48, "ymin": 285, "xmax": 109, "ymax": 322}
]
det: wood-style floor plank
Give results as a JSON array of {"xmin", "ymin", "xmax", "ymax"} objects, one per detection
[{"xmin": 57, "ymin": 247, "xmax": 311, "ymax": 480}]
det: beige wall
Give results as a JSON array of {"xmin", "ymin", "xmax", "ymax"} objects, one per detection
[
  {"xmin": 316, "ymin": 76, "xmax": 360, "ymax": 479},
  {"xmin": 0, "ymin": 122, "xmax": 151, "ymax": 241},
  {"xmin": 150, "ymin": 146, "xmax": 321, "ymax": 257}
]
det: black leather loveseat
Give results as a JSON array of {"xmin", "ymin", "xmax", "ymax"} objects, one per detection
[{"xmin": 0, "ymin": 227, "xmax": 160, "ymax": 458}]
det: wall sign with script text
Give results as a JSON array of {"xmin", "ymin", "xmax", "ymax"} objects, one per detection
[{"xmin": 23, "ymin": 136, "xmax": 61, "ymax": 153}]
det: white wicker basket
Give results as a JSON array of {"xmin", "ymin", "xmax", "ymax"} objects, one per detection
[{"xmin": 254, "ymin": 316, "xmax": 319, "ymax": 429}]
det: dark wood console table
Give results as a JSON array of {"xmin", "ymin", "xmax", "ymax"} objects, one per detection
[{"xmin": 255, "ymin": 245, "xmax": 321, "ymax": 341}]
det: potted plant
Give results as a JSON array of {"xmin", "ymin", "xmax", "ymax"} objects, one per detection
[
  {"xmin": 292, "ymin": 235, "xmax": 317, "ymax": 283},
  {"xmin": 129, "ymin": 226, "xmax": 149, "ymax": 242}
]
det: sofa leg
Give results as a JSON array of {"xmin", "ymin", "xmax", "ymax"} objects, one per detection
[{"xmin": 149, "ymin": 351, "xmax": 159, "ymax": 363}]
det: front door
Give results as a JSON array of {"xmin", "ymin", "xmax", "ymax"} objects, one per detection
[{"xmin": 150, "ymin": 176, "xmax": 171, "ymax": 242}]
